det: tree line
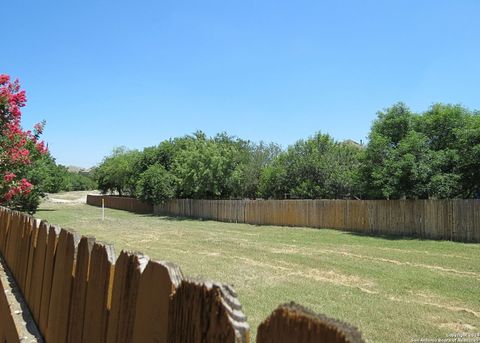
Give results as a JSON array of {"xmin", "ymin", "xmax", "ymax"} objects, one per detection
[
  {"xmin": 17, "ymin": 152, "xmax": 97, "ymax": 212},
  {"xmin": 30, "ymin": 154, "xmax": 97, "ymax": 194},
  {"xmin": 95, "ymin": 102, "xmax": 480, "ymax": 204}
]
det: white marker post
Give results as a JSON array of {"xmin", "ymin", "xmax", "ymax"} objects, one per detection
[{"xmin": 102, "ymin": 198, "xmax": 105, "ymax": 221}]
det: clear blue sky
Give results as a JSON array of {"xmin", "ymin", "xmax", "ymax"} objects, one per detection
[{"xmin": 3, "ymin": 0, "xmax": 479, "ymax": 167}]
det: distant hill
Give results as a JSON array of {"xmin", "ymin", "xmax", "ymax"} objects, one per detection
[
  {"xmin": 66, "ymin": 165, "xmax": 93, "ymax": 174},
  {"xmin": 341, "ymin": 139, "xmax": 364, "ymax": 148}
]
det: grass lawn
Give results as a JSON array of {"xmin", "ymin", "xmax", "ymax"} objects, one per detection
[{"xmin": 37, "ymin": 197, "xmax": 480, "ymax": 343}]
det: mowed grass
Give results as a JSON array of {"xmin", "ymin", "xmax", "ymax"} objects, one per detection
[{"xmin": 37, "ymin": 199, "xmax": 480, "ymax": 343}]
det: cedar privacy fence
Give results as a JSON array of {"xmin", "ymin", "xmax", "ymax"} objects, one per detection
[
  {"xmin": 86, "ymin": 195, "xmax": 153, "ymax": 214},
  {"xmin": 0, "ymin": 207, "xmax": 364, "ymax": 343},
  {"xmin": 87, "ymin": 195, "xmax": 480, "ymax": 243}
]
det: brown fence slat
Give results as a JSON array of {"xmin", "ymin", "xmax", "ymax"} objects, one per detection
[
  {"xmin": 168, "ymin": 280, "xmax": 250, "ymax": 343},
  {"xmin": 132, "ymin": 260, "xmax": 184, "ymax": 343},
  {"xmin": 23, "ymin": 219, "xmax": 38, "ymax": 302},
  {"xmin": 29, "ymin": 221, "xmax": 49, "ymax": 324},
  {"xmin": 46, "ymin": 229, "xmax": 80, "ymax": 343},
  {"xmin": 39, "ymin": 225, "xmax": 61, "ymax": 335},
  {"xmin": 257, "ymin": 303, "xmax": 364, "ymax": 343},
  {"xmin": 68, "ymin": 236, "xmax": 95, "ymax": 343},
  {"xmin": 16, "ymin": 216, "xmax": 33, "ymax": 293},
  {"xmin": 83, "ymin": 242, "xmax": 116, "ymax": 343},
  {"xmin": 106, "ymin": 251, "xmax": 149, "ymax": 343}
]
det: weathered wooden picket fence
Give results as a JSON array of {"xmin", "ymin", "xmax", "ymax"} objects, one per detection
[
  {"xmin": 153, "ymin": 199, "xmax": 480, "ymax": 242},
  {"xmin": 87, "ymin": 195, "xmax": 153, "ymax": 214},
  {"xmin": 0, "ymin": 207, "xmax": 364, "ymax": 343},
  {"xmin": 86, "ymin": 195, "xmax": 480, "ymax": 243}
]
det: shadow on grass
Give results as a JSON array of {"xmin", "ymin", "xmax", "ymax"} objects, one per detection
[
  {"xmin": 36, "ymin": 208, "xmax": 56, "ymax": 212},
  {"xmin": 341, "ymin": 230, "xmax": 422, "ymax": 242},
  {"xmin": 138, "ymin": 214, "xmax": 201, "ymax": 222},
  {"xmin": 341, "ymin": 230, "xmax": 477, "ymax": 244}
]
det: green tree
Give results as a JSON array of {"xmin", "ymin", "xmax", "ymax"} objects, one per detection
[
  {"xmin": 136, "ymin": 164, "xmax": 176, "ymax": 204},
  {"xmin": 27, "ymin": 153, "xmax": 65, "ymax": 194},
  {"xmin": 95, "ymin": 147, "xmax": 140, "ymax": 196},
  {"xmin": 361, "ymin": 103, "xmax": 420, "ymax": 199},
  {"xmin": 259, "ymin": 133, "xmax": 362, "ymax": 199},
  {"xmin": 362, "ymin": 102, "xmax": 476, "ymax": 199},
  {"xmin": 457, "ymin": 112, "xmax": 480, "ymax": 197},
  {"xmin": 232, "ymin": 142, "xmax": 281, "ymax": 198},
  {"xmin": 172, "ymin": 132, "xmax": 249, "ymax": 198}
]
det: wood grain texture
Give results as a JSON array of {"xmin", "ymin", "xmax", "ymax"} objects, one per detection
[
  {"xmin": 38, "ymin": 225, "xmax": 60, "ymax": 337},
  {"xmin": 132, "ymin": 260, "xmax": 183, "ymax": 343},
  {"xmin": 168, "ymin": 279, "xmax": 250, "ymax": 343},
  {"xmin": 82, "ymin": 241, "xmax": 116, "ymax": 343},
  {"xmin": 152, "ymin": 198, "xmax": 480, "ymax": 242},
  {"xmin": 68, "ymin": 235, "xmax": 95, "ymax": 343},
  {"xmin": 29, "ymin": 221, "xmax": 48, "ymax": 324},
  {"xmin": 106, "ymin": 251, "xmax": 148, "ymax": 343},
  {"xmin": 257, "ymin": 303, "xmax": 364, "ymax": 343},
  {"xmin": 45, "ymin": 229, "xmax": 79, "ymax": 343}
]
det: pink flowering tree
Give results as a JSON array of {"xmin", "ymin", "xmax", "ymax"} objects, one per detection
[{"xmin": 0, "ymin": 74, "xmax": 47, "ymax": 213}]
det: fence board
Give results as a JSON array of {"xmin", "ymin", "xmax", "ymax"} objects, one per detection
[
  {"xmin": 168, "ymin": 280, "xmax": 250, "ymax": 343},
  {"xmin": 16, "ymin": 216, "xmax": 32, "ymax": 292},
  {"xmin": 68, "ymin": 236, "xmax": 95, "ymax": 343},
  {"xmin": 24, "ymin": 219, "xmax": 38, "ymax": 302},
  {"xmin": 46, "ymin": 229, "xmax": 79, "ymax": 343},
  {"xmin": 106, "ymin": 251, "xmax": 148, "ymax": 343},
  {"xmin": 257, "ymin": 303, "xmax": 364, "ymax": 343},
  {"xmin": 474, "ymin": 200, "xmax": 480, "ymax": 243},
  {"xmin": 29, "ymin": 221, "xmax": 48, "ymax": 323},
  {"xmin": 83, "ymin": 242, "xmax": 116, "ymax": 343},
  {"xmin": 132, "ymin": 260, "xmax": 184, "ymax": 343},
  {"xmin": 39, "ymin": 225, "xmax": 60, "ymax": 335}
]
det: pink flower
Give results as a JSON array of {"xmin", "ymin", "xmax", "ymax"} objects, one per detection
[
  {"xmin": 0, "ymin": 74, "xmax": 46, "ymax": 204},
  {"xmin": 35, "ymin": 141, "xmax": 48, "ymax": 154},
  {"xmin": 3, "ymin": 173, "xmax": 16, "ymax": 182},
  {"xmin": 20, "ymin": 178, "xmax": 33, "ymax": 190},
  {"xmin": 4, "ymin": 187, "xmax": 20, "ymax": 201},
  {"xmin": 0, "ymin": 74, "xmax": 10, "ymax": 84},
  {"xmin": 4, "ymin": 190, "xmax": 14, "ymax": 201}
]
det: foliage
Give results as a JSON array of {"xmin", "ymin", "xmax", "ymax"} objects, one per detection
[
  {"xmin": 172, "ymin": 132, "xmax": 251, "ymax": 198},
  {"xmin": 27, "ymin": 153, "xmax": 96, "ymax": 194},
  {"xmin": 95, "ymin": 102, "xmax": 480, "ymax": 202},
  {"xmin": 259, "ymin": 133, "xmax": 362, "ymax": 199},
  {"xmin": 360, "ymin": 103, "xmax": 423, "ymax": 199},
  {"xmin": 94, "ymin": 147, "xmax": 140, "ymax": 196},
  {"xmin": 361, "ymin": 102, "xmax": 480, "ymax": 199},
  {"xmin": 0, "ymin": 74, "xmax": 47, "ymax": 213},
  {"xmin": 457, "ymin": 113, "xmax": 480, "ymax": 197},
  {"xmin": 232, "ymin": 142, "xmax": 281, "ymax": 199},
  {"xmin": 136, "ymin": 164, "xmax": 176, "ymax": 203}
]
